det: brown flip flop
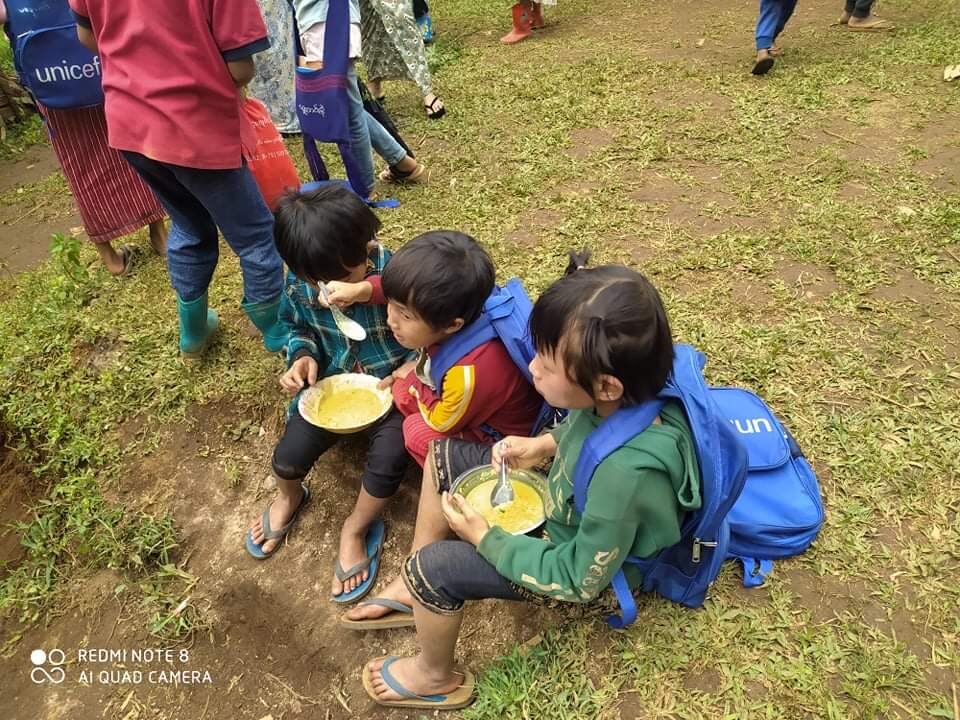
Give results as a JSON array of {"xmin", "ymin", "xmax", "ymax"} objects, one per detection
[
  {"xmin": 340, "ymin": 598, "xmax": 415, "ymax": 630},
  {"xmin": 362, "ymin": 656, "xmax": 475, "ymax": 710},
  {"xmin": 846, "ymin": 17, "xmax": 895, "ymax": 31},
  {"xmin": 115, "ymin": 245, "xmax": 137, "ymax": 277}
]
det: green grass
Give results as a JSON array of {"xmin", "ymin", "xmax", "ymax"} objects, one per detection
[
  {"xmin": 0, "ymin": 34, "xmax": 44, "ymax": 160},
  {"xmin": 1, "ymin": 0, "xmax": 959, "ymax": 716}
]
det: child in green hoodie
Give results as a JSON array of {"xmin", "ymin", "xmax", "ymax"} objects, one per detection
[{"xmin": 354, "ymin": 257, "xmax": 702, "ymax": 711}]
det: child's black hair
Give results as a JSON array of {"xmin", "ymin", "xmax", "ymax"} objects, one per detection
[
  {"xmin": 531, "ymin": 251, "xmax": 674, "ymax": 406},
  {"xmin": 273, "ymin": 185, "xmax": 381, "ymax": 282},
  {"xmin": 381, "ymin": 230, "xmax": 495, "ymax": 329}
]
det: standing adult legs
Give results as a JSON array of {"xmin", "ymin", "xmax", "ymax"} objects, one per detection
[
  {"xmin": 169, "ymin": 164, "xmax": 283, "ymax": 305},
  {"xmin": 121, "ymin": 151, "xmax": 220, "ymax": 302}
]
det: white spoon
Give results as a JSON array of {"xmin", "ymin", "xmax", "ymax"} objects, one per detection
[{"xmin": 319, "ymin": 283, "xmax": 366, "ymax": 341}]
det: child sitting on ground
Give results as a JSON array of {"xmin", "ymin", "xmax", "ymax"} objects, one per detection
[
  {"xmin": 355, "ymin": 259, "xmax": 702, "ymax": 710},
  {"xmin": 377, "ymin": 231, "xmax": 543, "ymax": 466},
  {"xmin": 245, "ymin": 184, "xmax": 413, "ymax": 605}
]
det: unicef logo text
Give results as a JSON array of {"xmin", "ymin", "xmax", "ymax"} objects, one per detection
[{"xmin": 31, "ymin": 649, "xmax": 66, "ymax": 685}]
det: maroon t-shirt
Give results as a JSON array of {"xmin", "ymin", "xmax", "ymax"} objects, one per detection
[{"xmin": 69, "ymin": 0, "xmax": 269, "ymax": 169}]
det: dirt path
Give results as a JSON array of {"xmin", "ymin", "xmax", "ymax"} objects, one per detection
[{"xmin": 0, "ymin": 142, "xmax": 83, "ymax": 276}]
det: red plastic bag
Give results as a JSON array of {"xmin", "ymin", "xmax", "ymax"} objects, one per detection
[{"xmin": 242, "ymin": 97, "xmax": 300, "ymax": 211}]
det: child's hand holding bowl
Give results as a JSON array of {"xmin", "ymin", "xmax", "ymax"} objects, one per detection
[{"xmin": 441, "ymin": 491, "xmax": 491, "ymax": 546}]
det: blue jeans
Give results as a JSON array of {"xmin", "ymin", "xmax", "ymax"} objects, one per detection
[
  {"xmin": 402, "ymin": 540, "xmax": 523, "ymax": 615},
  {"xmin": 346, "ymin": 63, "xmax": 407, "ymax": 189},
  {"xmin": 121, "ymin": 152, "xmax": 284, "ymax": 304},
  {"xmin": 755, "ymin": 0, "xmax": 798, "ymax": 50}
]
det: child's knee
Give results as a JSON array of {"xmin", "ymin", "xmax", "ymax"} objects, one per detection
[{"xmin": 402, "ymin": 543, "xmax": 467, "ymax": 615}]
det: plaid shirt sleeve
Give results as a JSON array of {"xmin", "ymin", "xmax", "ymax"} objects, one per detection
[{"xmin": 281, "ymin": 282, "xmax": 326, "ymax": 370}]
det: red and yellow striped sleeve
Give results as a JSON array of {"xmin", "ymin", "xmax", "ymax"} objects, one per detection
[{"xmin": 410, "ymin": 364, "xmax": 477, "ymax": 433}]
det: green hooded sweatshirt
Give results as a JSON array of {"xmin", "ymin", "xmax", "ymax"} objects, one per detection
[{"xmin": 478, "ymin": 403, "xmax": 702, "ymax": 602}]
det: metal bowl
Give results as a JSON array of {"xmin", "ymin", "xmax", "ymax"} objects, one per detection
[
  {"xmin": 297, "ymin": 373, "xmax": 393, "ymax": 434},
  {"xmin": 450, "ymin": 465, "xmax": 548, "ymax": 535}
]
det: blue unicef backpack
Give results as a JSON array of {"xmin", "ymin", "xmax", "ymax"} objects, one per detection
[
  {"xmin": 572, "ymin": 344, "xmax": 824, "ymax": 627},
  {"xmin": 428, "ymin": 278, "xmax": 562, "ymax": 436},
  {"xmin": 5, "ymin": 0, "xmax": 104, "ymax": 109}
]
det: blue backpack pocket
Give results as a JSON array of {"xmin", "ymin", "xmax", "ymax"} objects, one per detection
[
  {"xmin": 712, "ymin": 388, "xmax": 824, "ymax": 586},
  {"xmin": 15, "ymin": 25, "xmax": 104, "ymax": 109}
]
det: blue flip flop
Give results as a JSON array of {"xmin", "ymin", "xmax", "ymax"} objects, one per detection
[
  {"xmin": 244, "ymin": 483, "xmax": 311, "ymax": 560},
  {"xmin": 362, "ymin": 655, "xmax": 476, "ymax": 709},
  {"xmin": 331, "ymin": 518, "xmax": 386, "ymax": 604}
]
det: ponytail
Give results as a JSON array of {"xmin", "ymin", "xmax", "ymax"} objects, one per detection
[{"xmin": 565, "ymin": 248, "xmax": 592, "ymax": 276}]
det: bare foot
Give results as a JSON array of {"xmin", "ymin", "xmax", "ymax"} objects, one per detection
[
  {"xmin": 367, "ymin": 79, "xmax": 384, "ymax": 99},
  {"xmin": 837, "ymin": 10, "xmax": 851, "ymax": 24},
  {"xmin": 332, "ymin": 516, "xmax": 372, "ymax": 596},
  {"xmin": 344, "ymin": 575, "xmax": 413, "ymax": 620},
  {"xmin": 248, "ymin": 485, "xmax": 305, "ymax": 555},
  {"xmin": 769, "ymin": 44, "xmax": 782, "ymax": 57},
  {"xmin": 366, "ymin": 656, "xmax": 463, "ymax": 703}
]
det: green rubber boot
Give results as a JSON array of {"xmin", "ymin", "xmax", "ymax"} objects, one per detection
[
  {"xmin": 240, "ymin": 296, "xmax": 289, "ymax": 353},
  {"xmin": 177, "ymin": 292, "xmax": 220, "ymax": 361}
]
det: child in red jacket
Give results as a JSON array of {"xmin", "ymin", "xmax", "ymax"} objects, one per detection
[{"xmin": 373, "ymin": 231, "xmax": 543, "ymax": 466}]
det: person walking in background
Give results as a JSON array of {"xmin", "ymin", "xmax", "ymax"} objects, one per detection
[
  {"xmin": 837, "ymin": 0, "xmax": 894, "ymax": 31},
  {"xmin": 294, "ymin": 0, "xmax": 428, "ymax": 185},
  {"xmin": 501, "ymin": 0, "xmax": 548, "ymax": 45},
  {"xmin": 249, "ymin": 0, "xmax": 301, "ymax": 134},
  {"xmin": 361, "ymin": 0, "xmax": 446, "ymax": 120},
  {"xmin": 70, "ymin": 0, "xmax": 289, "ymax": 360},
  {"xmin": 752, "ymin": 0, "xmax": 798, "ymax": 75},
  {"xmin": 3, "ymin": 0, "xmax": 167, "ymax": 277}
]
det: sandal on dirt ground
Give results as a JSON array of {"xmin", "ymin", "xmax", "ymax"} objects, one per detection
[
  {"xmin": 378, "ymin": 162, "xmax": 428, "ymax": 184},
  {"xmin": 751, "ymin": 56, "xmax": 775, "ymax": 76},
  {"xmin": 113, "ymin": 245, "xmax": 137, "ymax": 277},
  {"xmin": 846, "ymin": 16, "xmax": 895, "ymax": 31},
  {"xmin": 331, "ymin": 518, "xmax": 386, "ymax": 604},
  {"xmin": 362, "ymin": 656, "xmax": 476, "ymax": 710},
  {"xmin": 339, "ymin": 597, "xmax": 415, "ymax": 630},
  {"xmin": 424, "ymin": 96, "xmax": 446, "ymax": 120},
  {"xmin": 244, "ymin": 483, "xmax": 311, "ymax": 559}
]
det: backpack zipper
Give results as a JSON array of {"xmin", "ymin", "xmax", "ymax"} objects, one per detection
[{"xmin": 692, "ymin": 538, "xmax": 718, "ymax": 563}]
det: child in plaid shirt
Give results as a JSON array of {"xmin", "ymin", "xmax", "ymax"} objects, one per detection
[{"xmin": 245, "ymin": 184, "xmax": 413, "ymax": 605}]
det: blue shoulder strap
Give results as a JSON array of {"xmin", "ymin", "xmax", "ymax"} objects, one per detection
[
  {"xmin": 571, "ymin": 400, "xmax": 665, "ymax": 629},
  {"xmin": 322, "ymin": 0, "xmax": 349, "ymax": 73},
  {"xmin": 572, "ymin": 401, "xmax": 665, "ymax": 513},
  {"xmin": 428, "ymin": 314, "xmax": 497, "ymax": 390}
]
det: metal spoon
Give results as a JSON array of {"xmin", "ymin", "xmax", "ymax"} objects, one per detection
[
  {"xmin": 490, "ymin": 440, "xmax": 515, "ymax": 508},
  {"xmin": 319, "ymin": 283, "xmax": 366, "ymax": 341}
]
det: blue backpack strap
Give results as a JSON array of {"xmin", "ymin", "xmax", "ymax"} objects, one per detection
[
  {"xmin": 367, "ymin": 198, "xmax": 400, "ymax": 209},
  {"xmin": 427, "ymin": 313, "xmax": 497, "ymax": 391},
  {"xmin": 737, "ymin": 556, "xmax": 774, "ymax": 588},
  {"xmin": 606, "ymin": 570, "xmax": 636, "ymax": 629},
  {"xmin": 572, "ymin": 401, "xmax": 665, "ymax": 514},
  {"xmin": 571, "ymin": 400, "xmax": 665, "ymax": 628}
]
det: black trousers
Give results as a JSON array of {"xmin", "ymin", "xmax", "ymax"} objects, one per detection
[
  {"xmin": 272, "ymin": 407, "xmax": 408, "ymax": 498},
  {"xmin": 845, "ymin": 0, "xmax": 875, "ymax": 18}
]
